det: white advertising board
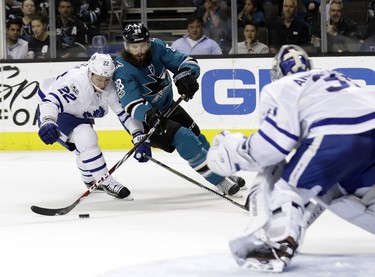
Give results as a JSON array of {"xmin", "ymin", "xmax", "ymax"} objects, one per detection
[{"xmin": 1, "ymin": 56, "xmax": 375, "ymax": 134}]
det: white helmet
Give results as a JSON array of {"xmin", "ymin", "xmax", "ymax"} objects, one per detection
[{"xmin": 87, "ymin": 52, "xmax": 115, "ymax": 77}]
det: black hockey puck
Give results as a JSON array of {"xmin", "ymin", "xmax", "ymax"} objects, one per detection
[{"xmin": 79, "ymin": 214, "xmax": 90, "ymax": 218}]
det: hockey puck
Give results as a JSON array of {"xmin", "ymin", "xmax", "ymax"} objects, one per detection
[{"xmin": 79, "ymin": 214, "xmax": 90, "ymax": 218}]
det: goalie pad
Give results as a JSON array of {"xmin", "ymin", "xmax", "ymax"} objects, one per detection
[
  {"xmin": 262, "ymin": 179, "xmax": 304, "ymax": 243},
  {"xmin": 328, "ymin": 185, "xmax": 375, "ymax": 234},
  {"xmin": 245, "ymin": 162, "xmax": 285, "ymax": 234}
]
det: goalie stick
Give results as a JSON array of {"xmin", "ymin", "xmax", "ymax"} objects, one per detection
[
  {"xmin": 145, "ymin": 154, "xmax": 327, "ymax": 230},
  {"xmin": 31, "ymin": 97, "xmax": 184, "ymax": 216}
]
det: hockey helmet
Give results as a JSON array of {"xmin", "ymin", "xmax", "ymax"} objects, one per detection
[
  {"xmin": 87, "ymin": 52, "xmax": 115, "ymax": 77},
  {"xmin": 123, "ymin": 23, "xmax": 150, "ymax": 44},
  {"xmin": 270, "ymin": 45, "xmax": 312, "ymax": 81}
]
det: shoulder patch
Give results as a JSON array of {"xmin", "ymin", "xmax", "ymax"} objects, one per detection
[{"xmin": 70, "ymin": 84, "xmax": 79, "ymax": 95}]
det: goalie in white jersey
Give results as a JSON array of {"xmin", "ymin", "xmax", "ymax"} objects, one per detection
[
  {"xmin": 37, "ymin": 53, "xmax": 143, "ymax": 200},
  {"xmin": 207, "ymin": 45, "xmax": 375, "ymax": 272}
]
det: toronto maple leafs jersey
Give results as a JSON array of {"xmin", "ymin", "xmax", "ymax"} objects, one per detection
[
  {"xmin": 38, "ymin": 63, "xmax": 142, "ymax": 134},
  {"xmin": 113, "ymin": 38, "xmax": 200, "ymax": 121},
  {"xmin": 249, "ymin": 69, "xmax": 375, "ymax": 167}
]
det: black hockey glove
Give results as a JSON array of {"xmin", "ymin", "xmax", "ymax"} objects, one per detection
[
  {"xmin": 145, "ymin": 107, "xmax": 168, "ymax": 135},
  {"xmin": 173, "ymin": 68, "xmax": 199, "ymax": 102}
]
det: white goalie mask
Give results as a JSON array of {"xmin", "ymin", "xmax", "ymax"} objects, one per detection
[
  {"xmin": 87, "ymin": 52, "xmax": 115, "ymax": 92},
  {"xmin": 270, "ymin": 45, "xmax": 312, "ymax": 82}
]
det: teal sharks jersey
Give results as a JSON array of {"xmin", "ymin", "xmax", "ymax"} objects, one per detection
[{"xmin": 113, "ymin": 38, "xmax": 200, "ymax": 121}]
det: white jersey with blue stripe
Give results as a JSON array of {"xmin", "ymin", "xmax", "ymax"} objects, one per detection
[
  {"xmin": 249, "ymin": 69, "xmax": 375, "ymax": 167},
  {"xmin": 38, "ymin": 63, "xmax": 143, "ymax": 134}
]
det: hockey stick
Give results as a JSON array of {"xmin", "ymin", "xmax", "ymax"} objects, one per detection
[
  {"xmin": 146, "ymin": 154, "xmax": 327, "ymax": 226},
  {"xmin": 144, "ymin": 154, "xmax": 248, "ymax": 211},
  {"xmin": 31, "ymin": 97, "xmax": 184, "ymax": 216},
  {"xmin": 145, "ymin": 155, "xmax": 327, "ymax": 229}
]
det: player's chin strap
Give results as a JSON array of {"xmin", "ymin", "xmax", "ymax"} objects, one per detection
[{"xmin": 30, "ymin": 96, "xmax": 185, "ymax": 216}]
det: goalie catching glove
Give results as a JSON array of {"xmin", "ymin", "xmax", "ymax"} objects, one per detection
[
  {"xmin": 38, "ymin": 118, "xmax": 61, "ymax": 145},
  {"xmin": 173, "ymin": 68, "xmax": 199, "ymax": 101},
  {"xmin": 207, "ymin": 131, "xmax": 259, "ymax": 176},
  {"xmin": 132, "ymin": 132, "xmax": 151, "ymax": 163}
]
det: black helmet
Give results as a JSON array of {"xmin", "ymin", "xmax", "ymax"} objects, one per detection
[{"xmin": 123, "ymin": 23, "xmax": 150, "ymax": 43}]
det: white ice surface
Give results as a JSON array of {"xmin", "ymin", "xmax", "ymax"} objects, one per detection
[{"xmin": 1, "ymin": 150, "xmax": 374, "ymax": 277}]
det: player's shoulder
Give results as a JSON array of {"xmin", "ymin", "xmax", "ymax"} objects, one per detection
[
  {"xmin": 151, "ymin": 38, "xmax": 167, "ymax": 48},
  {"xmin": 68, "ymin": 65, "xmax": 89, "ymax": 85},
  {"xmin": 59, "ymin": 65, "xmax": 90, "ymax": 94},
  {"xmin": 113, "ymin": 54, "xmax": 137, "ymax": 79}
]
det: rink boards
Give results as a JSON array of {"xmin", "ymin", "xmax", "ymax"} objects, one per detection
[{"xmin": 1, "ymin": 56, "xmax": 375, "ymax": 150}]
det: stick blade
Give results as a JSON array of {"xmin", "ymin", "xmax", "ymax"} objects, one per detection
[{"xmin": 31, "ymin": 200, "xmax": 79, "ymax": 216}]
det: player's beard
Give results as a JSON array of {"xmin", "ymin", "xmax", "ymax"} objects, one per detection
[{"xmin": 122, "ymin": 49, "xmax": 152, "ymax": 67}]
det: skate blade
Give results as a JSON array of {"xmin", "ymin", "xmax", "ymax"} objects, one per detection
[
  {"xmin": 240, "ymin": 184, "xmax": 248, "ymax": 190},
  {"xmin": 241, "ymin": 258, "xmax": 285, "ymax": 273}
]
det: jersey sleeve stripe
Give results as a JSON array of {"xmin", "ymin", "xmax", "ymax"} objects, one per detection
[
  {"xmin": 265, "ymin": 116, "xmax": 299, "ymax": 141},
  {"xmin": 258, "ymin": 129, "xmax": 290, "ymax": 155},
  {"xmin": 310, "ymin": 112, "xmax": 375, "ymax": 129}
]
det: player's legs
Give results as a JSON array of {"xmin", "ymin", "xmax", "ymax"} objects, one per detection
[
  {"xmin": 150, "ymin": 108, "xmax": 243, "ymax": 196},
  {"xmin": 231, "ymin": 131, "xmax": 375, "ymax": 271},
  {"xmin": 70, "ymin": 124, "xmax": 132, "ymax": 199}
]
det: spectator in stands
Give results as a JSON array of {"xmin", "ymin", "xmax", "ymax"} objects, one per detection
[
  {"xmin": 229, "ymin": 22, "xmax": 269, "ymax": 54},
  {"xmin": 27, "ymin": 14, "xmax": 50, "ymax": 58},
  {"xmin": 195, "ymin": 0, "xmax": 230, "ymax": 52},
  {"xmin": 56, "ymin": 0, "xmax": 88, "ymax": 58},
  {"xmin": 327, "ymin": 0, "xmax": 359, "ymax": 39},
  {"xmin": 304, "ymin": 0, "xmax": 320, "ymax": 37},
  {"xmin": 35, "ymin": 0, "xmax": 50, "ymax": 17},
  {"xmin": 268, "ymin": 0, "xmax": 311, "ymax": 53},
  {"xmin": 171, "ymin": 16, "xmax": 222, "ymax": 55},
  {"xmin": 6, "ymin": 16, "xmax": 29, "ymax": 59},
  {"xmin": 326, "ymin": 0, "xmax": 362, "ymax": 52},
  {"xmin": 74, "ymin": 0, "xmax": 104, "ymax": 41},
  {"xmin": 20, "ymin": 0, "xmax": 37, "ymax": 42},
  {"xmin": 192, "ymin": 0, "xmax": 205, "ymax": 12},
  {"xmin": 5, "ymin": 0, "xmax": 17, "ymax": 19},
  {"xmin": 359, "ymin": 20, "xmax": 375, "ymax": 52},
  {"xmin": 238, "ymin": 0, "xmax": 265, "ymax": 27}
]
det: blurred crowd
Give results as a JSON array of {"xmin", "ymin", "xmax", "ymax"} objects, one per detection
[
  {"xmin": 5, "ymin": 0, "xmax": 375, "ymax": 60},
  {"xmin": 5, "ymin": 0, "xmax": 108, "ymax": 59}
]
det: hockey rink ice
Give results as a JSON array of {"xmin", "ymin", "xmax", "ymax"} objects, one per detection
[{"xmin": 1, "ymin": 150, "xmax": 375, "ymax": 277}]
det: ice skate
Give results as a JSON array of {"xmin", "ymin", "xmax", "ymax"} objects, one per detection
[
  {"xmin": 84, "ymin": 181, "xmax": 104, "ymax": 191},
  {"xmin": 229, "ymin": 234, "xmax": 298, "ymax": 273},
  {"xmin": 102, "ymin": 178, "xmax": 133, "ymax": 200},
  {"xmin": 217, "ymin": 177, "xmax": 242, "ymax": 197},
  {"xmin": 229, "ymin": 176, "xmax": 247, "ymax": 190}
]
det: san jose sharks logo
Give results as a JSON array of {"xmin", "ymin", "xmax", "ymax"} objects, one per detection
[{"xmin": 143, "ymin": 65, "xmax": 171, "ymax": 102}]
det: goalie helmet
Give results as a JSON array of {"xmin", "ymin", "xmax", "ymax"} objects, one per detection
[
  {"xmin": 270, "ymin": 45, "xmax": 312, "ymax": 81},
  {"xmin": 87, "ymin": 52, "xmax": 115, "ymax": 77},
  {"xmin": 123, "ymin": 23, "xmax": 150, "ymax": 44}
]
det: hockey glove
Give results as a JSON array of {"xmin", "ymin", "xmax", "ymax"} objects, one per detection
[
  {"xmin": 207, "ymin": 131, "xmax": 258, "ymax": 176},
  {"xmin": 38, "ymin": 119, "xmax": 61, "ymax": 145},
  {"xmin": 173, "ymin": 68, "xmax": 199, "ymax": 101},
  {"xmin": 145, "ymin": 107, "xmax": 168, "ymax": 136},
  {"xmin": 132, "ymin": 132, "xmax": 151, "ymax": 163}
]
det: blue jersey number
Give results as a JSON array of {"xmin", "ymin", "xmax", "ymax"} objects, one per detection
[
  {"xmin": 313, "ymin": 73, "xmax": 358, "ymax": 93},
  {"xmin": 58, "ymin": 86, "xmax": 77, "ymax": 103}
]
